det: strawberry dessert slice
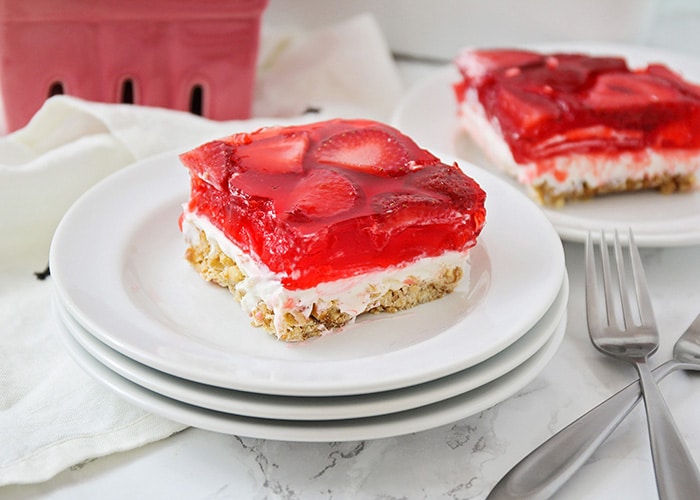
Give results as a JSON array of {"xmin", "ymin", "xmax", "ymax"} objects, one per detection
[
  {"xmin": 453, "ymin": 48, "xmax": 700, "ymax": 206},
  {"xmin": 180, "ymin": 119, "xmax": 486, "ymax": 342}
]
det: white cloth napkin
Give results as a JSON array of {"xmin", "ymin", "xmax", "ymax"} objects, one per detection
[{"xmin": 0, "ymin": 13, "xmax": 402, "ymax": 486}]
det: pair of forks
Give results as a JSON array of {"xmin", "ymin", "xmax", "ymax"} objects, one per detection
[{"xmin": 585, "ymin": 229, "xmax": 700, "ymax": 498}]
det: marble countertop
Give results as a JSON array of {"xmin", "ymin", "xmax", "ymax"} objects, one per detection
[{"xmin": 3, "ymin": 52, "xmax": 700, "ymax": 498}]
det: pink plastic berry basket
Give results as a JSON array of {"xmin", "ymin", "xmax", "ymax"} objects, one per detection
[{"xmin": 0, "ymin": 0, "xmax": 268, "ymax": 132}]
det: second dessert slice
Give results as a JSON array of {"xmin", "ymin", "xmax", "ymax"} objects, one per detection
[{"xmin": 453, "ymin": 48, "xmax": 700, "ymax": 206}]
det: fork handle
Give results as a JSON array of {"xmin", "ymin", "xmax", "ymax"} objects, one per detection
[
  {"xmin": 486, "ymin": 361, "xmax": 678, "ymax": 500},
  {"xmin": 635, "ymin": 359, "xmax": 700, "ymax": 500}
]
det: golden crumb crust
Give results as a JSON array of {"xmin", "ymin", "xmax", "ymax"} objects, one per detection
[
  {"xmin": 185, "ymin": 230, "xmax": 463, "ymax": 342},
  {"xmin": 533, "ymin": 172, "xmax": 696, "ymax": 207}
]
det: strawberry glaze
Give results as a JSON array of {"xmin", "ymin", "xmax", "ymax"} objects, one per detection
[
  {"xmin": 180, "ymin": 119, "xmax": 486, "ymax": 290},
  {"xmin": 454, "ymin": 49, "xmax": 700, "ymax": 164}
]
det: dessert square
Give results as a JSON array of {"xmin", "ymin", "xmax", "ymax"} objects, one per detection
[
  {"xmin": 453, "ymin": 48, "xmax": 700, "ymax": 206},
  {"xmin": 179, "ymin": 119, "xmax": 486, "ymax": 342}
]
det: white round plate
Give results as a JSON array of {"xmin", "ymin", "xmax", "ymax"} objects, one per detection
[
  {"xmin": 55, "ymin": 303, "xmax": 567, "ymax": 442},
  {"xmin": 50, "ymin": 148, "xmax": 564, "ymax": 396},
  {"xmin": 392, "ymin": 42, "xmax": 700, "ymax": 247},
  {"xmin": 53, "ymin": 274, "xmax": 568, "ymax": 420}
]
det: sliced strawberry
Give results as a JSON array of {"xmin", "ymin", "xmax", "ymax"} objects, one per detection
[
  {"xmin": 411, "ymin": 163, "xmax": 486, "ymax": 211},
  {"xmin": 237, "ymin": 131, "xmax": 309, "ymax": 175},
  {"xmin": 179, "ymin": 140, "xmax": 239, "ymax": 190},
  {"xmin": 494, "ymin": 85, "xmax": 561, "ymax": 134},
  {"xmin": 529, "ymin": 125, "xmax": 645, "ymax": 158},
  {"xmin": 364, "ymin": 192, "xmax": 444, "ymax": 249},
  {"xmin": 371, "ymin": 191, "xmax": 449, "ymax": 225},
  {"xmin": 586, "ymin": 72, "xmax": 680, "ymax": 110},
  {"xmin": 517, "ymin": 54, "xmax": 628, "ymax": 94},
  {"xmin": 313, "ymin": 127, "xmax": 413, "ymax": 177},
  {"xmin": 285, "ymin": 168, "xmax": 359, "ymax": 221},
  {"xmin": 647, "ymin": 64, "xmax": 700, "ymax": 97}
]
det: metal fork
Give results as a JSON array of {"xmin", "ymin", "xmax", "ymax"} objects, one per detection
[{"xmin": 585, "ymin": 229, "xmax": 700, "ymax": 499}]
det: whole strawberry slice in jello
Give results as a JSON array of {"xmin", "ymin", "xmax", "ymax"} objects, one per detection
[
  {"xmin": 313, "ymin": 126, "xmax": 435, "ymax": 177},
  {"xmin": 180, "ymin": 118, "xmax": 486, "ymax": 342},
  {"xmin": 284, "ymin": 168, "xmax": 359, "ymax": 222}
]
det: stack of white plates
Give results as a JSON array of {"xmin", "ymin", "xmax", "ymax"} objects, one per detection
[{"xmin": 49, "ymin": 149, "xmax": 568, "ymax": 442}]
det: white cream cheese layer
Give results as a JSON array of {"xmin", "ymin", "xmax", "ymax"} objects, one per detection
[
  {"xmin": 457, "ymin": 91, "xmax": 700, "ymax": 196},
  {"xmin": 181, "ymin": 211, "xmax": 471, "ymax": 334}
]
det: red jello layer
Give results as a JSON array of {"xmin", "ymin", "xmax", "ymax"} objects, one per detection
[
  {"xmin": 180, "ymin": 119, "xmax": 486, "ymax": 290},
  {"xmin": 454, "ymin": 49, "xmax": 700, "ymax": 164}
]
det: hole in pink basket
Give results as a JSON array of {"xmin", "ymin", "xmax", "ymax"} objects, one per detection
[
  {"xmin": 120, "ymin": 79, "xmax": 135, "ymax": 104},
  {"xmin": 189, "ymin": 85, "xmax": 204, "ymax": 116},
  {"xmin": 48, "ymin": 81, "xmax": 64, "ymax": 97}
]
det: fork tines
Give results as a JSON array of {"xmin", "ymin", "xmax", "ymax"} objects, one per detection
[{"xmin": 585, "ymin": 228, "xmax": 656, "ymax": 333}]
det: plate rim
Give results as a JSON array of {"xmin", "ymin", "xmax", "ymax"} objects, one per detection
[
  {"xmin": 54, "ymin": 301, "xmax": 568, "ymax": 442},
  {"xmin": 53, "ymin": 273, "xmax": 569, "ymax": 420}
]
